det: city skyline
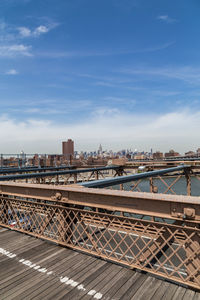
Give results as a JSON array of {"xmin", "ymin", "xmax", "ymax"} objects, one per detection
[
  {"xmin": 0, "ymin": 1, "xmax": 200, "ymax": 152},
  {"xmin": 0, "ymin": 140, "xmax": 200, "ymax": 157}
]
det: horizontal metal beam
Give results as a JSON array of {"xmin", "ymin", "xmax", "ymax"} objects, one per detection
[
  {"xmin": 0, "ymin": 165, "xmax": 74, "ymax": 175},
  {"xmin": 0, "ymin": 166, "xmax": 121, "ymax": 181},
  {"xmin": 0, "ymin": 181, "xmax": 200, "ymax": 221},
  {"xmin": 80, "ymin": 165, "xmax": 190, "ymax": 188}
]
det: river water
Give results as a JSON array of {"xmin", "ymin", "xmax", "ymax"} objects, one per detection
[{"xmin": 110, "ymin": 176, "xmax": 200, "ymax": 196}]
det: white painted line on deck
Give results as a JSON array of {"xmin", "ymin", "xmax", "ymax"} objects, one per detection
[{"xmin": 0, "ymin": 247, "xmax": 103, "ymax": 299}]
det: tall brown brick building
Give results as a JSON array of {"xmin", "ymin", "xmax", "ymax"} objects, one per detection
[{"xmin": 62, "ymin": 139, "xmax": 74, "ymax": 161}]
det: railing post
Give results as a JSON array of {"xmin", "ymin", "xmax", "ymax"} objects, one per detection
[
  {"xmin": 149, "ymin": 177, "xmax": 154, "ymax": 193},
  {"xmin": 2, "ymin": 197, "xmax": 8, "ymax": 225},
  {"xmin": 184, "ymin": 168, "xmax": 191, "ymax": 196},
  {"xmin": 73, "ymin": 174, "xmax": 77, "ymax": 184},
  {"xmin": 149, "ymin": 177, "xmax": 158, "ymax": 193},
  {"xmin": 95, "ymin": 171, "xmax": 99, "ymax": 180},
  {"xmin": 17, "ymin": 154, "xmax": 20, "ymax": 168},
  {"xmin": 117, "ymin": 167, "xmax": 124, "ymax": 176}
]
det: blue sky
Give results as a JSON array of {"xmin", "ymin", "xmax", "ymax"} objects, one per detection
[{"xmin": 0, "ymin": 0, "xmax": 200, "ymax": 153}]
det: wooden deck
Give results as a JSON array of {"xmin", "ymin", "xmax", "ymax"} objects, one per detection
[{"xmin": 0, "ymin": 227, "xmax": 199, "ymax": 300}]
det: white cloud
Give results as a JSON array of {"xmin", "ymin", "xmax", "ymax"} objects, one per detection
[
  {"xmin": 0, "ymin": 21, "xmax": 57, "ymax": 58},
  {"xmin": 5, "ymin": 69, "xmax": 18, "ymax": 75},
  {"xmin": 0, "ymin": 109, "xmax": 199, "ymax": 153},
  {"xmin": 18, "ymin": 26, "xmax": 31, "ymax": 37},
  {"xmin": 33, "ymin": 25, "xmax": 49, "ymax": 36},
  {"xmin": 0, "ymin": 44, "xmax": 32, "ymax": 57},
  {"xmin": 157, "ymin": 15, "xmax": 177, "ymax": 23},
  {"xmin": 17, "ymin": 23, "xmax": 58, "ymax": 38}
]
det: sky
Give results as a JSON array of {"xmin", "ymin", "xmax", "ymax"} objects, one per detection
[{"xmin": 0, "ymin": 0, "xmax": 200, "ymax": 154}]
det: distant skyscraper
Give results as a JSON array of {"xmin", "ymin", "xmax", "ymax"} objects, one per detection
[
  {"xmin": 62, "ymin": 139, "xmax": 74, "ymax": 161},
  {"xmin": 98, "ymin": 144, "xmax": 103, "ymax": 155}
]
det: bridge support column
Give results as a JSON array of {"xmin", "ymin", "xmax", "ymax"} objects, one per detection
[
  {"xmin": 185, "ymin": 170, "xmax": 191, "ymax": 196},
  {"xmin": 95, "ymin": 171, "xmax": 99, "ymax": 180}
]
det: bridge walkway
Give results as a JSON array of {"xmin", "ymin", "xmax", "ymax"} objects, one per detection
[{"xmin": 0, "ymin": 228, "xmax": 199, "ymax": 300}]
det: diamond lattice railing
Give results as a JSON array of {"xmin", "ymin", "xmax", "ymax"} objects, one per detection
[{"xmin": 0, "ymin": 195, "xmax": 200, "ymax": 290}]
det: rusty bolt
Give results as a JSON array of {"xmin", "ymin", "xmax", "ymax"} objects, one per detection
[{"xmin": 55, "ymin": 192, "xmax": 62, "ymax": 201}]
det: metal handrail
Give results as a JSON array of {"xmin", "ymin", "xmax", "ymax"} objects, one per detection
[
  {"xmin": 0, "ymin": 165, "xmax": 73, "ymax": 174},
  {"xmin": 0, "ymin": 165, "xmax": 121, "ymax": 181},
  {"xmin": 80, "ymin": 165, "xmax": 190, "ymax": 188}
]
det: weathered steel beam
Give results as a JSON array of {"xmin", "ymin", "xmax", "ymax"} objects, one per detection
[
  {"xmin": 0, "ymin": 181, "xmax": 200, "ymax": 221},
  {"xmin": 80, "ymin": 165, "xmax": 190, "ymax": 188},
  {"xmin": 0, "ymin": 166, "xmax": 121, "ymax": 181},
  {"xmin": 0, "ymin": 165, "xmax": 74, "ymax": 174}
]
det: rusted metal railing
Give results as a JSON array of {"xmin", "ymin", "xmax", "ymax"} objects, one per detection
[
  {"xmin": 0, "ymin": 182, "xmax": 200, "ymax": 290},
  {"xmin": 1, "ymin": 165, "xmax": 200, "ymax": 197},
  {"xmin": 81, "ymin": 165, "xmax": 200, "ymax": 196},
  {"xmin": 0, "ymin": 166, "xmax": 124, "ymax": 184}
]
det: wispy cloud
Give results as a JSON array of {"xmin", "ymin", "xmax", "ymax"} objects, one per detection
[
  {"xmin": 5, "ymin": 69, "xmax": 18, "ymax": 75},
  {"xmin": 17, "ymin": 23, "xmax": 58, "ymax": 38},
  {"xmin": 0, "ymin": 20, "xmax": 57, "ymax": 58},
  {"xmin": 38, "ymin": 41, "xmax": 174, "ymax": 59},
  {"xmin": 157, "ymin": 15, "xmax": 177, "ymax": 24},
  {"xmin": 0, "ymin": 20, "xmax": 15, "ymax": 42},
  {"xmin": 94, "ymin": 81, "xmax": 117, "ymax": 88},
  {"xmin": 122, "ymin": 66, "xmax": 200, "ymax": 85},
  {"xmin": 0, "ymin": 19, "xmax": 57, "ymax": 58},
  {"xmin": 17, "ymin": 27, "xmax": 31, "ymax": 37},
  {"xmin": 104, "ymin": 96, "xmax": 136, "ymax": 105},
  {"xmin": 8, "ymin": 99, "xmax": 92, "ymax": 115},
  {"xmin": 0, "ymin": 44, "xmax": 32, "ymax": 57},
  {"xmin": 0, "ymin": 19, "xmax": 58, "ymax": 41}
]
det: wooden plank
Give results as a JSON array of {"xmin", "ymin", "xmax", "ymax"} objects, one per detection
[
  {"xmin": 82, "ymin": 266, "xmax": 128, "ymax": 300},
  {"xmin": 8, "ymin": 252, "xmax": 94, "ymax": 300},
  {"xmin": 172, "ymin": 286, "xmax": 186, "ymax": 300},
  {"xmin": 131, "ymin": 276, "xmax": 157, "ymax": 300},
  {"xmin": 182, "ymin": 289, "xmax": 196, "ymax": 300},
  {"xmin": 1, "ymin": 241, "xmax": 62, "ymax": 284},
  {"xmin": 1, "ymin": 230, "xmax": 198, "ymax": 300},
  {"xmin": 132, "ymin": 277, "xmax": 162, "ymax": 300},
  {"xmin": 36, "ymin": 256, "xmax": 97, "ymax": 300},
  {"xmin": 0, "ymin": 239, "xmax": 48, "ymax": 266},
  {"xmin": 102, "ymin": 269, "xmax": 135, "ymax": 299},
  {"xmin": 193, "ymin": 292, "xmax": 200, "ymax": 300},
  {"xmin": 45, "ymin": 259, "xmax": 107, "ymax": 300},
  {"xmin": 0, "ymin": 233, "xmax": 43, "ymax": 257},
  {"xmin": 22, "ymin": 251, "xmax": 94, "ymax": 299},
  {"xmin": 0, "ymin": 241, "xmax": 54, "ymax": 275},
  {"xmin": 0, "ymin": 227, "xmax": 8, "ymax": 232},
  {"xmin": 0, "ymin": 242, "xmax": 59, "ymax": 283},
  {"xmin": 0, "ymin": 231, "xmax": 31, "ymax": 250},
  {"xmin": 149, "ymin": 281, "xmax": 171, "ymax": 300},
  {"xmin": 12, "ymin": 250, "xmax": 80, "ymax": 300},
  {"xmin": 69, "ymin": 261, "xmax": 113, "ymax": 300},
  {"xmin": 117, "ymin": 273, "xmax": 147, "ymax": 299},
  {"xmin": 162, "ymin": 284, "xmax": 179, "ymax": 300},
  {"xmin": 0, "ymin": 245, "xmax": 61, "ymax": 296},
  {"xmin": 110, "ymin": 272, "xmax": 140, "ymax": 300}
]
